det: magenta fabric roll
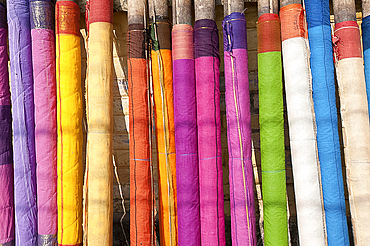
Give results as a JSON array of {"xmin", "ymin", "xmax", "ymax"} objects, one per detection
[
  {"xmin": 31, "ymin": 1, "xmax": 57, "ymax": 242},
  {"xmin": 0, "ymin": 4, "xmax": 14, "ymax": 245},
  {"xmin": 173, "ymin": 57, "xmax": 200, "ymax": 245},
  {"xmin": 195, "ymin": 19, "xmax": 225, "ymax": 246},
  {"xmin": 223, "ymin": 13, "xmax": 257, "ymax": 245}
]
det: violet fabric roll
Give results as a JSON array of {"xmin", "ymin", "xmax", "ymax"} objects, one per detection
[
  {"xmin": 223, "ymin": 12, "xmax": 256, "ymax": 246},
  {"xmin": 7, "ymin": 0, "xmax": 37, "ymax": 245},
  {"xmin": 173, "ymin": 24, "xmax": 200, "ymax": 246},
  {"xmin": 0, "ymin": 3, "xmax": 14, "ymax": 246},
  {"xmin": 194, "ymin": 19, "xmax": 225, "ymax": 246},
  {"xmin": 30, "ymin": 0, "xmax": 57, "ymax": 245}
]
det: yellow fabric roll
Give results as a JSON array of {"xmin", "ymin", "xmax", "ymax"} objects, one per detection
[
  {"xmin": 56, "ymin": 33, "xmax": 83, "ymax": 245},
  {"xmin": 86, "ymin": 21, "xmax": 113, "ymax": 246},
  {"xmin": 151, "ymin": 49, "xmax": 178, "ymax": 246}
]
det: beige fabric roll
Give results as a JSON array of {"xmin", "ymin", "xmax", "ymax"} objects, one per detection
[
  {"xmin": 87, "ymin": 21, "xmax": 114, "ymax": 246},
  {"xmin": 336, "ymin": 57, "xmax": 370, "ymax": 246}
]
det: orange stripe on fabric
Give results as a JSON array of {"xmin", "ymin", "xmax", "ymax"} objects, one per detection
[
  {"xmin": 89, "ymin": 0, "xmax": 113, "ymax": 24},
  {"xmin": 172, "ymin": 24, "xmax": 194, "ymax": 60},
  {"xmin": 334, "ymin": 21, "xmax": 362, "ymax": 60},
  {"xmin": 280, "ymin": 4, "xmax": 307, "ymax": 41},
  {"xmin": 257, "ymin": 13, "xmax": 281, "ymax": 53},
  {"xmin": 55, "ymin": 1, "xmax": 80, "ymax": 36}
]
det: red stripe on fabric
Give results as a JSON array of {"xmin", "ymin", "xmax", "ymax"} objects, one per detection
[
  {"xmin": 280, "ymin": 4, "xmax": 307, "ymax": 41},
  {"xmin": 89, "ymin": 0, "xmax": 113, "ymax": 24},
  {"xmin": 333, "ymin": 21, "xmax": 362, "ymax": 60},
  {"xmin": 257, "ymin": 13, "xmax": 281, "ymax": 53},
  {"xmin": 55, "ymin": 1, "xmax": 80, "ymax": 36}
]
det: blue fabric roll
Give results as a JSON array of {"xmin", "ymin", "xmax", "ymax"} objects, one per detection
[
  {"xmin": 362, "ymin": 15, "xmax": 370, "ymax": 119},
  {"xmin": 7, "ymin": 0, "xmax": 37, "ymax": 245},
  {"xmin": 305, "ymin": 0, "xmax": 349, "ymax": 245}
]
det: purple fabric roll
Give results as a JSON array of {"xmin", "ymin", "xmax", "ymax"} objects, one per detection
[
  {"xmin": 223, "ymin": 12, "xmax": 257, "ymax": 245},
  {"xmin": 173, "ymin": 57, "xmax": 200, "ymax": 245},
  {"xmin": 7, "ymin": 0, "xmax": 37, "ymax": 245},
  {"xmin": 194, "ymin": 19, "xmax": 225, "ymax": 246},
  {"xmin": 0, "ymin": 4, "xmax": 14, "ymax": 245},
  {"xmin": 30, "ymin": 1, "xmax": 57, "ymax": 245}
]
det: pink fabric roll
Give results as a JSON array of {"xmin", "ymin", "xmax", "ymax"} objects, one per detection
[{"xmin": 32, "ymin": 27, "xmax": 57, "ymax": 238}]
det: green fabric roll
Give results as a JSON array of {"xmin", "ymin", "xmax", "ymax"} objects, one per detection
[{"xmin": 258, "ymin": 51, "xmax": 288, "ymax": 246}]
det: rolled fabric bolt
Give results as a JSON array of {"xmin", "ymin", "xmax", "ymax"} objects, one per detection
[
  {"xmin": 7, "ymin": 0, "xmax": 37, "ymax": 244},
  {"xmin": 280, "ymin": 3, "xmax": 327, "ymax": 246},
  {"xmin": 56, "ymin": 1, "xmax": 83, "ymax": 245}
]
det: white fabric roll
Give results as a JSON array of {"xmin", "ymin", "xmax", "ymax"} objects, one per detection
[
  {"xmin": 282, "ymin": 37, "xmax": 327, "ymax": 246},
  {"xmin": 336, "ymin": 57, "xmax": 370, "ymax": 246}
]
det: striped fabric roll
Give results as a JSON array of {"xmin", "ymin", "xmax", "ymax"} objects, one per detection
[
  {"xmin": 151, "ymin": 16, "xmax": 178, "ymax": 246},
  {"xmin": 305, "ymin": 0, "xmax": 349, "ymax": 245},
  {"xmin": 0, "ymin": 3, "xmax": 14, "ymax": 246},
  {"xmin": 280, "ymin": 4, "xmax": 327, "ymax": 245},
  {"xmin": 223, "ymin": 12, "xmax": 257, "ymax": 246},
  {"xmin": 334, "ymin": 19, "xmax": 370, "ymax": 246},
  {"xmin": 257, "ymin": 13, "xmax": 288, "ymax": 246},
  {"xmin": 194, "ymin": 18, "xmax": 225, "ymax": 246},
  {"xmin": 7, "ymin": 0, "xmax": 37, "ymax": 244},
  {"xmin": 56, "ymin": 1, "xmax": 83, "ymax": 245},
  {"xmin": 172, "ymin": 23, "xmax": 200, "ymax": 246},
  {"xmin": 30, "ymin": 1, "xmax": 58, "ymax": 245},
  {"xmin": 86, "ymin": 1, "xmax": 114, "ymax": 245}
]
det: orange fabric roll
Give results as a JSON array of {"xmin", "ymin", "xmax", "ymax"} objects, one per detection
[{"xmin": 151, "ymin": 48, "xmax": 178, "ymax": 246}]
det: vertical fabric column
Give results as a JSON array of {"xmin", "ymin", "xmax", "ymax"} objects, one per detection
[
  {"xmin": 333, "ymin": 14, "xmax": 370, "ymax": 246},
  {"xmin": 222, "ymin": 12, "xmax": 256, "ymax": 246},
  {"xmin": 56, "ymin": 1, "xmax": 83, "ymax": 245},
  {"xmin": 280, "ymin": 4, "xmax": 327, "ymax": 246},
  {"xmin": 305, "ymin": 0, "xmax": 349, "ymax": 245},
  {"xmin": 363, "ymin": 13, "xmax": 370, "ymax": 117},
  {"xmin": 151, "ymin": 14, "xmax": 178, "ymax": 246},
  {"xmin": 7, "ymin": 0, "xmax": 37, "ymax": 244},
  {"xmin": 257, "ymin": 13, "xmax": 288, "ymax": 246},
  {"xmin": 128, "ymin": 0, "xmax": 154, "ymax": 244},
  {"xmin": 172, "ymin": 15, "xmax": 200, "ymax": 246},
  {"xmin": 0, "ymin": 3, "xmax": 14, "ymax": 246},
  {"xmin": 30, "ymin": 0, "xmax": 58, "ymax": 244},
  {"xmin": 194, "ymin": 19, "xmax": 225, "ymax": 246},
  {"xmin": 86, "ymin": 1, "xmax": 113, "ymax": 245}
]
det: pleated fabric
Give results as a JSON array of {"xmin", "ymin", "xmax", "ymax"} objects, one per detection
[
  {"xmin": 128, "ymin": 22, "xmax": 154, "ymax": 246},
  {"xmin": 280, "ymin": 4, "xmax": 327, "ymax": 246},
  {"xmin": 7, "ymin": 0, "xmax": 37, "ymax": 244},
  {"xmin": 56, "ymin": 1, "xmax": 83, "ymax": 245},
  {"xmin": 222, "ymin": 12, "xmax": 256, "ymax": 246},
  {"xmin": 305, "ymin": 0, "xmax": 349, "ymax": 245},
  {"xmin": 257, "ymin": 13, "xmax": 288, "ymax": 246},
  {"xmin": 362, "ymin": 15, "xmax": 370, "ymax": 119},
  {"xmin": 194, "ymin": 19, "xmax": 225, "ymax": 246},
  {"xmin": 30, "ymin": 1, "xmax": 58, "ymax": 245},
  {"xmin": 0, "ymin": 3, "xmax": 14, "ymax": 246},
  {"xmin": 172, "ymin": 23, "xmax": 200, "ymax": 246},
  {"xmin": 333, "ymin": 20, "xmax": 370, "ymax": 246},
  {"xmin": 151, "ymin": 18, "xmax": 178, "ymax": 246},
  {"xmin": 86, "ymin": 1, "xmax": 113, "ymax": 246}
]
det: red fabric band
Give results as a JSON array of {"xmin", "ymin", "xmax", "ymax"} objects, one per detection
[
  {"xmin": 89, "ymin": 0, "xmax": 113, "ymax": 24},
  {"xmin": 257, "ymin": 13, "xmax": 281, "ymax": 53},
  {"xmin": 55, "ymin": 1, "xmax": 80, "ymax": 36},
  {"xmin": 280, "ymin": 4, "xmax": 307, "ymax": 41},
  {"xmin": 333, "ymin": 21, "xmax": 362, "ymax": 61}
]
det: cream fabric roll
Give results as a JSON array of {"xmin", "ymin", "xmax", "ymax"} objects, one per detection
[
  {"xmin": 282, "ymin": 37, "xmax": 327, "ymax": 246},
  {"xmin": 336, "ymin": 57, "xmax": 370, "ymax": 246}
]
